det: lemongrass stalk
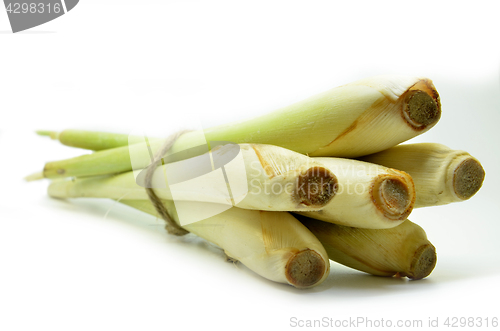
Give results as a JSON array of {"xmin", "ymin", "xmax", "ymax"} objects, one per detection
[
  {"xmin": 120, "ymin": 200, "xmax": 330, "ymax": 288},
  {"xmin": 47, "ymin": 144, "xmax": 338, "ymax": 212},
  {"xmin": 298, "ymin": 216, "xmax": 436, "ymax": 280},
  {"xmin": 358, "ymin": 143, "xmax": 485, "ymax": 207},
  {"xmin": 36, "ymin": 130, "xmax": 133, "ymax": 151},
  {"xmin": 296, "ymin": 158, "xmax": 415, "ymax": 229},
  {"xmin": 32, "ymin": 75, "xmax": 441, "ymax": 180}
]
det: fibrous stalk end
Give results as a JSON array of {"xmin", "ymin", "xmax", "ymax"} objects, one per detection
[
  {"xmin": 372, "ymin": 172, "xmax": 415, "ymax": 221},
  {"xmin": 285, "ymin": 249, "xmax": 326, "ymax": 288},
  {"xmin": 402, "ymin": 79, "xmax": 441, "ymax": 130},
  {"xmin": 297, "ymin": 166, "xmax": 338, "ymax": 207},
  {"xmin": 453, "ymin": 157, "xmax": 485, "ymax": 200},
  {"xmin": 406, "ymin": 243, "xmax": 437, "ymax": 280}
]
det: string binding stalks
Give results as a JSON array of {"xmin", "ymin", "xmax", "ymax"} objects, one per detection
[
  {"xmin": 25, "ymin": 75, "xmax": 461, "ymax": 286},
  {"xmin": 47, "ymin": 143, "xmax": 338, "ymax": 212}
]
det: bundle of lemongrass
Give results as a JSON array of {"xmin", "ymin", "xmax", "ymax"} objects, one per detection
[{"xmin": 27, "ymin": 75, "xmax": 485, "ymax": 289}]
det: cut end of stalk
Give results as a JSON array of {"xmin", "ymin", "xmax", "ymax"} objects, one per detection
[
  {"xmin": 297, "ymin": 166, "xmax": 338, "ymax": 207},
  {"xmin": 285, "ymin": 249, "xmax": 326, "ymax": 288},
  {"xmin": 402, "ymin": 79, "xmax": 441, "ymax": 131},
  {"xmin": 372, "ymin": 171, "xmax": 415, "ymax": 220},
  {"xmin": 453, "ymin": 157, "xmax": 485, "ymax": 200},
  {"xmin": 24, "ymin": 171, "xmax": 44, "ymax": 182},
  {"xmin": 406, "ymin": 243, "xmax": 437, "ymax": 280}
]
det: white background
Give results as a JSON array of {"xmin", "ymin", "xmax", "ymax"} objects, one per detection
[{"xmin": 1, "ymin": 1, "xmax": 500, "ymax": 330}]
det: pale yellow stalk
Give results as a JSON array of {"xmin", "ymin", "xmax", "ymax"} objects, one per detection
[
  {"xmin": 296, "ymin": 158, "xmax": 415, "ymax": 229},
  {"xmin": 122, "ymin": 200, "xmax": 330, "ymax": 288},
  {"xmin": 47, "ymin": 144, "xmax": 338, "ymax": 212},
  {"xmin": 298, "ymin": 216, "xmax": 436, "ymax": 280},
  {"xmin": 30, "ymin": 75, "xmax": 441, "ymax": 180},
  {"xmin": 359, "ymin": 143, "xmax": 485, "ymax": 207}
]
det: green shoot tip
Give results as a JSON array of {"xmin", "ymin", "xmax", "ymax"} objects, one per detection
[
  {"xmin": 36, "ymin": 130, "xmax": 58, "ymax": 139},
  {"xmin": 24, "ymin": 171, "xmax": 44, "ymax": 182}
]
